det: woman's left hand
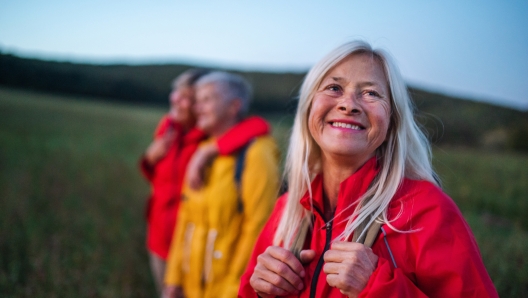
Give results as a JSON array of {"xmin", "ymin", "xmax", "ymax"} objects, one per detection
[{"xmin": 323, "ymin": 241, "xmax": 378, "ymax": 298}]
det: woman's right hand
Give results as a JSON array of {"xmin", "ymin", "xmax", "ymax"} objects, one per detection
[{"xmin": 250, "ymin": 246, "xmax": 315, "ymax": 297}]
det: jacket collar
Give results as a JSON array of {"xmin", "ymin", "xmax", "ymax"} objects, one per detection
[
  {"xmin": 183, "ymin": 127, "xmax": 206, "ymax": 145},
  {"xmin": 164, "ymin": 116, "xmax": 206, "ymax": 146},
  {"xmin": 299, "ymin": 157, "xmax": 380, "ymax": 227}
]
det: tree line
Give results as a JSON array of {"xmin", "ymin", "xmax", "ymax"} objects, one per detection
[{"xmin": 1, "ymin": 52, "xmax": 527, "ymax": 151}]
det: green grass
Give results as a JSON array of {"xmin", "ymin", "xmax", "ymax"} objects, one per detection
[
  {"xmin": 0, "ymin": 88, "xmax": 162, "ymax": 297},
  {"xmin": 433, "ymin": 149, "xmax": 528, "ymax": 296},
  {"xmin": 1, "ymin": 87, "xmax": 527, "ymax": 297}
]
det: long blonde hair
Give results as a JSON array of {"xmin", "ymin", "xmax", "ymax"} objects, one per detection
[{"xmin": 273, "ymin": 40, "xmax": 439, "ymax": 249}]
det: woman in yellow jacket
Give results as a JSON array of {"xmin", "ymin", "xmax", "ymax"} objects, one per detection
[
  {"xmin": 164, "ymin": 71, "xmax": 280, "ymax": 298},
  {"xmin": 165, "ymin": 137, "xmax": 279, "ymax": 298}
]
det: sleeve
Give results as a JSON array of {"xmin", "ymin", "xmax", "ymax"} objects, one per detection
[
  {"xmin": 359, "ymin": 257, "xmax": 429, "ymax": 297},
  {"xmin": 360, "ymin": 183, "xmax": 498, "ymax": 298},
  {"xmin": 138, "ymin": 115, "xmax": 171, "ymax": 181},
  {"xmin": 216, "ymin": 116, "xmax": 270, "ymax": 155},
  {"xmin": 164, "ymin": 195, "xmax": 189, "ymax": 286},
  {"xmin": 153, "ymin": 115, "xmax": 171, "ymax": 138},
  {"xmin": 222, "ymin": 138, "xmax": 279, "ymax": 298},
  {"xmin": 237, "ymin": 195, "xmax": 288, "ymax": 298},
  {"xmin": 139, "ymin": 155, "xmax": 155, "ymax": 181}
]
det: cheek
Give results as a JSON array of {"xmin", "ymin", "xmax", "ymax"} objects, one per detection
[
  {"xmin": 180, "ymin": 99, "xmax": 191, "ymax": 110},
  {"xmin": 307, "ymin": 107, "xmax": 320, "ymax": 141},
  {"xmin": 373, "ymin": 104, "xmax": 392, "ymax": 139},
  {"xmin": 200, "ymin": 101, "xmax": 215, "ymax": 117},
  {"xmin": 308, "ymin": 98, "xmax": 327, "ymax": 132},
  {"xmin": 170, "ymin": 90, "xmax": 180, "ymax": 102}
]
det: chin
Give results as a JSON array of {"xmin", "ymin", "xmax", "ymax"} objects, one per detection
[
  {"xmin": 324, "ymin": 145, "xmax": 370, "ymax": 159},
  {"xmin": 196, "ymin": 122, "xmax": 210, "ymax": 132}
]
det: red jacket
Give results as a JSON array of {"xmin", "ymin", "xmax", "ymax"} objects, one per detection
[
  {"xmin": 140, "ymin": 115, "xmax": 269, "ymax": 259},
  {"xmin": 239, "ymin": 158, "xmax": 498, "ymax": 297}
]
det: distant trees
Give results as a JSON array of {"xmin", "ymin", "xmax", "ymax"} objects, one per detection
[
  {"xmin": 1, "ymin": 52, "xmax": 526, "ymax": 152},
  {"xmin": 0, "ymin": 54, "xmax": 165, "ymax": 104}
]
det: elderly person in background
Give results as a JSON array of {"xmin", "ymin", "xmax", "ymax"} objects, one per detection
[
  {"xmin": 239, "ymin": 41, "xmax": 498, "ymax": 297},
  {"xmin": 163, "ymin": 72, "xmax": 279, "ymax": 298},
  {"xmin": 139, "ymin": 69, "xmax": 269, "ymax": 295}
]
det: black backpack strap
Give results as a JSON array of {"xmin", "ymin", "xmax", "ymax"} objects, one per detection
[{"xmin": 234, "ymin": 140, "xmax": 253, "ymax": 213}]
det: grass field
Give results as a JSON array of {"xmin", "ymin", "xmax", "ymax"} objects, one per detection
[{"xmin": 1, "ymin": 87, "xmax": 527, "ymax": 297}]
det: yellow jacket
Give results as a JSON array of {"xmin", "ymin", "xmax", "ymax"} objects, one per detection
[{"xmin": 165, "ymin": 136, "xmax": 279, "ymax": 298}]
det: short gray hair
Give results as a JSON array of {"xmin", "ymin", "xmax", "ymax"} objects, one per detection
[{"xmin": 195, "ymin": 71, "xmax": 253, "ymax": 117}]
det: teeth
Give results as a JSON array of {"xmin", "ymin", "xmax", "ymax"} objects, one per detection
[{"xmin": 331, "ymin": 122, "xmax": 361, "ymax": 130}]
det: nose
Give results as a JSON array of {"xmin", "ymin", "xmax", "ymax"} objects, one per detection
[
  {"xmin": 170, "ymin": 90, "xmax": 180, "ymax": 103},
  {"xmin": 337, "ymin": 93, "xmax": 361, "ymax": 114}
]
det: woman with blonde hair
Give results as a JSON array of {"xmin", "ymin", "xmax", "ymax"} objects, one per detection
[{"xmin": 239, "ymin": 41, "xmax": 497, "ymax": 297}]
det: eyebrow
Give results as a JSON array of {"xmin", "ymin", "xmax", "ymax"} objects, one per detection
[
  {"xmin": 330, "ymin": 77, "xmax": 380, "ymax": 88},
  {"xmin": 357, "ymin": 82, "xmax": 379, "ymax": 88}
]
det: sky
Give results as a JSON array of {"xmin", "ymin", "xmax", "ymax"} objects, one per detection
[{"xmin": 1, "ymin": 0, "xmax": 527, "ymax": 110}]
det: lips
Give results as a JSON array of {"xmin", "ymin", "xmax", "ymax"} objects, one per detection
[{"xmin": 329, "ymin": 121, "xmax": 365, "ymax": 130}]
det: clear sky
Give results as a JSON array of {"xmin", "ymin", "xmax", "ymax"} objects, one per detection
[{"xmin": 1, "ymin": 0, "xmax": 527, "ymax": 110}]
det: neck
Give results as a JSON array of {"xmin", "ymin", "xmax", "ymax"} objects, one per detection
[
  {"xmin": 180, "ymin": 121, "xmax": 194, "ymax": 133},
  {"xmin": 169, "ymin": 116, "xmax": 194, "ymax": 133},
  {"xmin": 320, "ymin": 152, "xmax": 372, "ymax": 213},
  {"xmin": 209, "ymin": 118, "xmax": 239, "ymax": 138}
]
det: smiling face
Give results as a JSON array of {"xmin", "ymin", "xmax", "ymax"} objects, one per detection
[
  {"xmin": 169, "ymin": 86, "xmax": 195, "ymax": 127},
  {"xmin": 308, "ymin": 52, "xmax": 392, "ymax": 166}
]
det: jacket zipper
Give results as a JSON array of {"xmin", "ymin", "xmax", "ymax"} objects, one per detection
[{"xmin": 310, "ymin": 207, "xmax": 333, "ymax": 298}]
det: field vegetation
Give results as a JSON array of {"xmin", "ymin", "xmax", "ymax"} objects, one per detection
[{"xmin": 1, "ymin": 87, "xmax": 527, "ymax": 297}]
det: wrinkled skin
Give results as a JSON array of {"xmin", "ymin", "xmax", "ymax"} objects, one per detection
[
  {"xmin": 323, "ymin": 241, "xmax": 379, "ymax": 297},
  {"xmin": 250, "ymin": 246, "xmax": 316, "ymax": 297},
  {"xmin": 250, "ymin": 53, "xmax": 391, "ymax": 297}
]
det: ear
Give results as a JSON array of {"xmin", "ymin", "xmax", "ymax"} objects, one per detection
[{"xmin": 228, "ymin": 98, "xmax": 243, "ymax": 118}]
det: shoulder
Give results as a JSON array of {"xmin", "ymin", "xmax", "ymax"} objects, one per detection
[
  {"xmin": 388, "ymin": 179, "xmax": 465, "ymax": 230},
  {"xmin": 154, "ymin": 114, "xmax": 171, "ymax": 135},
  {"xmin": 393, "ymin": 179, "xmax": 458, "ymax": 211},
  {"xmin": 262, "ymin": 193, "xmax": 289, "ymax": 231},
  {"xmin": 248, "ymin": 136, "xmax": 277, "ymax": 150},
  {"xmin": 158, "ymin": 114, "xmax": 171, "ymax": 126},
  {"xmin": 246, "ymin": 136, "xmax": 279, "ymax": 160},
  {"xmin": 275, "ymin": 193, "xmax": 288, "ymax": 212}
]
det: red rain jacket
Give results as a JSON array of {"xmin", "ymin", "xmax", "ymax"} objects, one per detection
[
  {"xmin": 140, "ymin": 115, "xmax": 269, "ymax": 259},
  {"xmin": 239, "ymin": 158, "xmax": 498, "ymax": 297}
]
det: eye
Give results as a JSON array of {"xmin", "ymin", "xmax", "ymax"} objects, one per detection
[
  {"xmin": 326, "ymin": 84, "xmax": 342, "ymax": 92},
  {"xmin": 364, "ymin": 90, "xmax": 381, "ymax": 97}
]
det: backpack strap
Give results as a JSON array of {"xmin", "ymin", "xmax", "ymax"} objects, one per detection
[
  {"xmin": 363, "ymin": 220, "xmax": 382, "ymax": 248},
  {"xmin": 352, "ymin": 218, "xmax": 396, "ymax": 266},
  {"xmin": 351, "ymin": 215, "xmax": 382, "ymax": 248},
  {"xmin": 234, "ymin": 140, "xmax": 253, "ymax": 213}
]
